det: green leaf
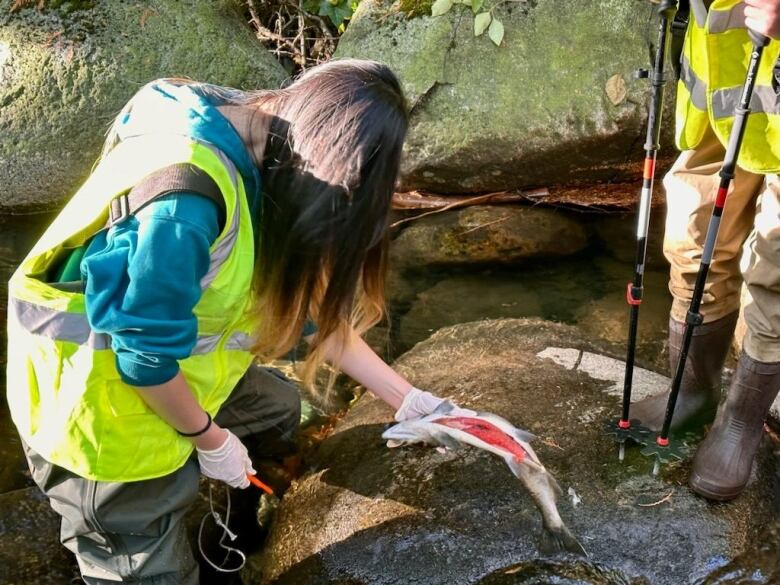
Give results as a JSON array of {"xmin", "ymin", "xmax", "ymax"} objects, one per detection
[
  {"xmin": 474, "ymin": 11, "xmax": 491, "ymax": 36},
  {"xmin": 471, "ymin": 0, "xmax": 484, "ymax": 13},
  {"xmin": 488, "ymin": 16, "xmax": 504, "ymax": 46},
  {"xmin": 318, "ymin": 0, "xmax": 354, "ymax": 27},
  {"xmin": 431, "ymin": 0, "xmax": 454, "ymax": 16}
]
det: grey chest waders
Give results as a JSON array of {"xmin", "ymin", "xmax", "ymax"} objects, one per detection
[
  {"xmin": 604, "ymin": 0, "xmax": 681, "ymax": 460},
  {"xmin": 641, "ymin": 30, "xmax": 771, "ymax": 476}
]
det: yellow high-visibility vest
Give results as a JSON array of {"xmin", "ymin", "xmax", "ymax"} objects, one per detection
[
  {"xmin": 6, "ymin": 133, "xmax": 257, "ymax": 481},
  {"xmin": 677, "ymin": 0, "xmax": 780, "ymax": 172}
]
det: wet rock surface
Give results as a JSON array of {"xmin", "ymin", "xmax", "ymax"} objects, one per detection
[
  {"xmin": 591, "ymin": 214, "xmax": 669, "ymax": 273},
  {"xmin": 0, "ymin": 0, "xmax": 287, "ymax": 211},
  {"xmin": 253, "ymin": 319, "xmax": 778, "ymax": 585},
  {"xmin": 398, "ymin": 273, "xmax": 542, "ymax": 351},
  {"xmin": 0, "ymin": 487, "xmax": 79, "ymax": 583},
  {"xmin": 389, "ymin": 255, "xmax": 673, "ymax": 370},
  {"xmin": 574, "ymin": 268, "xmax": 672, "ymax": 374},
  {"xmin": 336, "ymin": 0, "xmax": 674, "ymax": 193},
  {"xmin": 390, "ymin": 206, "xmax": 588, "ymax": 268}
]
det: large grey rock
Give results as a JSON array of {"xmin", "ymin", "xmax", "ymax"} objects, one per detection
[
  {"xmin": 0, "ymin": 0, "xmax": 287, "ymax": 212},
  {"xmin": 336, "ymin": 0, "xmax": 671, "ymax": 193},
  {"xmin": 252, "ymin": 319, "xmax": 778, "ymax": 585},
  {"xmin": 390, "ymin": 205, "xmax": 588, "ymax": 268}
]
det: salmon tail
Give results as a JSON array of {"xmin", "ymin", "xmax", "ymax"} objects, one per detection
[{"xmin": 539, "ymin": 523, "xmax": 588, "ymax": 557}]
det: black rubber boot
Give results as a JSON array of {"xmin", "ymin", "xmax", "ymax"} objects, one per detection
[
  {"xmin": 690, "ymin": 352, "xmax": 780, "ymax": 501},
  {"xmin": 631, "ymin": 311, "xmax": 738, "ymax": 432}
]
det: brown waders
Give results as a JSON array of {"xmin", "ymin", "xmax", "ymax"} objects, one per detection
[
  {"xmin": 632, "ymin": 126, "xmax": 780, "ymax": 498},
  {"xmin": 690, "ymin": 352, "xmax": 780, "ymax": 500},
  {"xmin": 23, "ymin": 365, "xmax": 301, "ymax": 584}
]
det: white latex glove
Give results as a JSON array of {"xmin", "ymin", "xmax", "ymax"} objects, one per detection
[
  {"xmin": 394, "ymin": 387, "xmax": 476, "ymax": 422},
  {"xmin": 196, "ymin": 429, "xmax": 256, "ymax": 489}
]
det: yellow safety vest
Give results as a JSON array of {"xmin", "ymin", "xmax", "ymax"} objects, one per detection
[
  {"xmin": 677, "ymin": 0, "xmax": 780, "ymax": 173},
  {"xmin": 6, "ymin": 133, "xmax": 257, "ymax": 482}
]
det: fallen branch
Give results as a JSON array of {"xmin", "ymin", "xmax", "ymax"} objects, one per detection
[
  {"xmin": 390, "ymin": 189, "xmax": 548, "ymax": 228},
  {"xmin": 637, "ymin": 489, "xmax": 675, "ymax": 507},
  {"xmin": 539, "ymin": 438, "xmax": 565, "ymax": 451},
  {"xmin": 458, "ymin": 216, "xmax": 509, "ymax": 235},
  {"xmin": 392, "ymin": 189, "xmax": 547, "ymax": 211}
]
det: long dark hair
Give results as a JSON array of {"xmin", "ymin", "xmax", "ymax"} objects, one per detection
[
  {"xmin": 249, "ymin": 59, "xmax": 409, "ymax": 386},
  {"xmin": 102, "ymin": 60, "xmax": 408, "ymax": 389}
]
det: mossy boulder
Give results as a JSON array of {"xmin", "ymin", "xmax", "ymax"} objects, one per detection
[
  {"xmin": 390, "ymin": 205, "xmax": 588, "ymax": 268},
  {"xmin": 336, "ymin": 0, "xmax": 671, "ymax": 193},
  {"xmin": 0, "ymin": 0, "xmax": 287, "ymax": 212}
]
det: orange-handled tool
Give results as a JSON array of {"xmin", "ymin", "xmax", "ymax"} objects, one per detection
[{"xmin": 247, "ymin": 474, "xmax": 274, "ymax": 495}]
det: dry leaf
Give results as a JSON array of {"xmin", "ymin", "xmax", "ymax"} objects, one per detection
[
  {"xmin": 140, "ymin": 8, "xmax": 158, "ymax": 28},
  {"xmin": 605, "ymin": 73, "xmax": 627, "ymax": 106}
]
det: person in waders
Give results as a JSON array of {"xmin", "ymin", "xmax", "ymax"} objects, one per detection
[
  {"xmin": 6, "ymin": 59, "xmax": 474, "ymax": 584},
  {"xmin": 631, "ymin": 0, "xmax": 780, "ymax": 500}
]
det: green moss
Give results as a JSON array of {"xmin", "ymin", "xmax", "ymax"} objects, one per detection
[{"xmin": 398, "ymin": 0, "xmax": 434, "ymax": 18}]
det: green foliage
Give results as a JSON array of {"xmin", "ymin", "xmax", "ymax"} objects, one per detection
[
  {"xmin": 399, "ymin": 0, "xmax": 435, "ymax": 18},
  {"xmin": 9, "ymin": 0, "xmax": 94, "ymax": 11},
  {"xmin": 488, "ymin": 16, "xmax": 504, "ymax": 45},
  {"xmin": 430, "ymin": 0, "xmax": 507, "ymax": 47},
  {"xmin": 431, "ymin": 0, "xmax": 453, "ymax": 16},
  {"xmin": 474, "ymin": 11, "xmax": 490, "ymax": 35},
  {"xmin": 303, "ymin": 0, "xmax": 361, "ymax": 30}
]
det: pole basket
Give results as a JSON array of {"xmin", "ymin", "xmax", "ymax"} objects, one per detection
[
  {"xmin": 603, "ymin": 418, "xmax": 652, "ymax": 445},
  {"xmin": 640, "ymin": 436, "xmax": 689, "ymax": 464}
]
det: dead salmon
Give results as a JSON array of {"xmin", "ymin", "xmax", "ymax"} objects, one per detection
[{"xmin": 382, "ymin": 401, "xmax": 586, "ymax": 556}]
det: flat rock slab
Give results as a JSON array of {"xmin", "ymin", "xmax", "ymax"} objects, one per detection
[
  {"xmin": 535, "ymin": 348, "xmax": 670, "ymax": 403},
  {"xmin": 253, "ymin": 319, "xmax": 778, "ymax": 585}
]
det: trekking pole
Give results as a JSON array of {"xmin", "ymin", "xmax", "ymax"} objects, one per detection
[
  {"xmin": 642, "ymin": 30, "xmax": 770, "ymax": 475},
  {"xmin": 604, "ymin": 0, "xmax": 679, "ymax": 461}
]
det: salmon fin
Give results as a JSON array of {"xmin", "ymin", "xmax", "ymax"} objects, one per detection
[
  {"xmin": 504, "ymin": 454, "xmax": 525, "ymax": 479},
  {"xmin": 539, "ymin": 523, "xmax": 588, "ymax": 557},
  {"xmin": 430, "ymin": 429, "xmax": 462, "ymax": 451},
  {"xmin": 514, "ymin": 428, "xmax": 536, "ymax": 443}
]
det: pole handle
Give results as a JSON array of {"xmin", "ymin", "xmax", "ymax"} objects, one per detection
[{"xmin": 748, "ymin": 29, "xmax": 769, "ymax": 48}]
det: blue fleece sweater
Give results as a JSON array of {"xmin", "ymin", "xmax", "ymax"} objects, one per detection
[{"xmin": 75, "ymin": 81, "xmax": 262, "ymax": 386}]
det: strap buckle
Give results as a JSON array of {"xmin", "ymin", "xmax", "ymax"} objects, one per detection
[{"xmin": 108, "ymin": 192, "xmax": 131, "ymax": 228}]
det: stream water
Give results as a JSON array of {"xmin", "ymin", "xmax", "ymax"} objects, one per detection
[{"xmin": 0, "ymin": 208, "xmax": 777, "ymax": 585}]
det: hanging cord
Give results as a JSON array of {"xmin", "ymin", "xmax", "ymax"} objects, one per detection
[{"xmin": 197, "ymin": 482, "xmax": 247, "ymax": 573}]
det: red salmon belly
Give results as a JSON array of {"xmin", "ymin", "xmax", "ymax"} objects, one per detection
[{"xmin": 432, "ymin": 417, "xmax": 526, "ymax": 461}]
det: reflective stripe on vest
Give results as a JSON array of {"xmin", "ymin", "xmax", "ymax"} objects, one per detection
[
  {"xmin": 675, "ymin": 0, "xmax": 780, "ymax": 173},
  {"xmin": 8, "ymin": 297, "xmax": 253, "ymax": 353},
  {"xmin": 6, "ymin": 133, "xmax": 257, "ymax": 482}
]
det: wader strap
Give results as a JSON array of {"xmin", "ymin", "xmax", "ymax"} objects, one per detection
[{"xmin": 106, "ymin": 163, "xmax": 226, "ymax": 229}]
